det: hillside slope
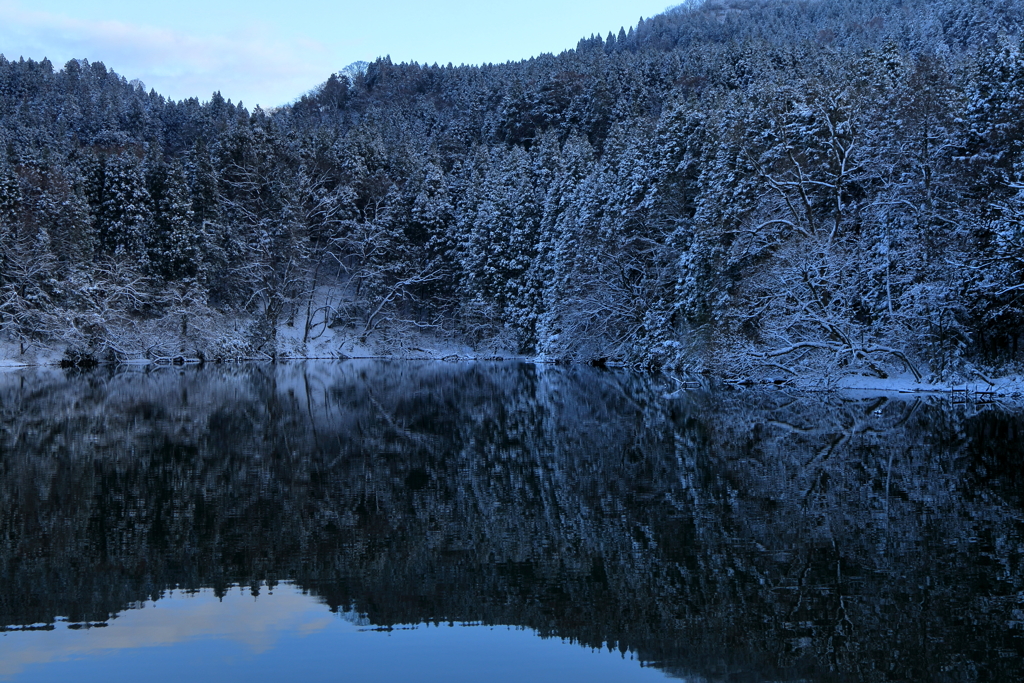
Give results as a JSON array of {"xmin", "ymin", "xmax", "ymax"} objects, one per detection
[{"xmin": 2, "ymin": 0, "xmax": 1024, "ymax": 381}]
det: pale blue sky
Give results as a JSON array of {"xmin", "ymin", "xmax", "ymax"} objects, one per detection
[{"xmin": 0, "ymin": 1, "xmax": 673, "ymax": 108}]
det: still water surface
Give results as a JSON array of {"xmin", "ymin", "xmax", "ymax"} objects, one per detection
[
  {"xmin": 1, "ymin": 361, "xmax": 1023, "ymax": 681},
  {"xmin": 2, "ymin": 585, "xmax": 661, "ymax": 682}
]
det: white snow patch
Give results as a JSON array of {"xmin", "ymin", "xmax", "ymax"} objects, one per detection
[
  {"xmin": 834, "ymin": 372, "xmax": 1024, "ymax": 400},
  {"xmin": 0, "ymin": 341, "xmax": 65, "ymax": 369}
]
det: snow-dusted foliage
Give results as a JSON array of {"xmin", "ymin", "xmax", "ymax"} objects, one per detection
[{"xmin": 3, "ymin": 0, "xmax": 1024, "ymax": 378}]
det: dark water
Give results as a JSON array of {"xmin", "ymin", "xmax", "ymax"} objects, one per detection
[{"xmin": 1, "ymin": 361, "xmax": 1023, "ymax": 682}]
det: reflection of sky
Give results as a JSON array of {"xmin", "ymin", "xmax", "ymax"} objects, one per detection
[
  {"xmin": 0, "ymin": 585, "xmax": 670, "ymax": 682},
  {"xmin": 0, "ymin": 587, "xmax": 340, "ymax": 678}
]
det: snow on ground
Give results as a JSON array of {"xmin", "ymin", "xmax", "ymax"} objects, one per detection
[
  {"xmin": 833, "ymin": 371, "xmax": 1024, "ymax": 399},
  {"xmin": 0, "ymin": 318, "xmax": 525, "ymax": 370},
  {"xmin": 5, "ymin": 331, "xmax": 1024, "ymax": 406},
  {"xmin": 274, "ymin": 316, "xmax": 521, "ymax": 362},
  {"xmin": 0, "ymin": 342, "xmax": 64, "ymax": 369}
]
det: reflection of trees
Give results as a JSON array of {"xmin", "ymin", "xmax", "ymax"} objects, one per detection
[{"xmin": 1, "ymin": 362, "xmax": 1023, "ymax": 682}]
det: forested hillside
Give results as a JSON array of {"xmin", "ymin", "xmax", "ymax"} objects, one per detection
[{"xmin": 3, "ymin": 0, "xmax": 1024, "ymax": 380}]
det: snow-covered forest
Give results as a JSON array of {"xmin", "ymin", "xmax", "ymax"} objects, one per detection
[{"xmin": 3, "ymin": 0, "xmax": 1024, "ymax": 380}]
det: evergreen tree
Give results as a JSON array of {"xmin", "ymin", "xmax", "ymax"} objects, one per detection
[
  {"xmin": 86, "ymin": 151, "xmax": 152, "ymax": 260},
  {"xmin": 964, "ymin": 37, "xmax": 1024, "ymax": 195},
  {"xmin": 147, "ymin": 159, "xmax": 200, "ymax": 280}
]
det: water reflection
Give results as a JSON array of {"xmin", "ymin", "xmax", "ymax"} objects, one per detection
[
  {"xmin": 2, "ymin": 584, "xmax": 662, "ymax": 683},
  {"xmin": 1, "ymin": 361, "xmax": 1023, "ymax": 681},
  {"xmin": 0, "ymin": 586, "xmax": 333, "ymax": 678}
]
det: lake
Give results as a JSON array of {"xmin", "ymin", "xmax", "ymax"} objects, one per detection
[{"xmin": 1, "ymin": 361, "xmax": 1022, "ymax": 681}]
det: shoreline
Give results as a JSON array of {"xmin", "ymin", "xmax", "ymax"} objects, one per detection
[{"xmin": 4, "ymin": 353, "xmax": 1023, "ymax": 404}]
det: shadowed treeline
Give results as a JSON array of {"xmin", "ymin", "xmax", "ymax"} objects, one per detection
[{"xmin": 1, "ymin": 361, "xmax": 1023, "ymax": 681}]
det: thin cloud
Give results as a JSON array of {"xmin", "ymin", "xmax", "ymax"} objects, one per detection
[{"xmin": 0, "ymin": 1, "xmax": 333, "ymax": 106}]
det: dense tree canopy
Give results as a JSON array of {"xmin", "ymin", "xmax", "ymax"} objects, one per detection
[{"xmin": 3, "ymin": 0, "xmax": 1024, "ymax": 380}]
